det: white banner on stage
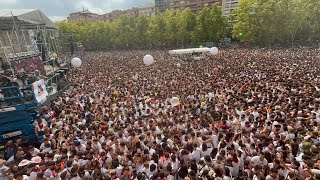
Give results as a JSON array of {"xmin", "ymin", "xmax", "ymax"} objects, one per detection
[{"xmin": 32, "ymin": 79, "xmax": 48, "ymax": 103}]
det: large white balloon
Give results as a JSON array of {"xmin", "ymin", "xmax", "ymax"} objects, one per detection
[
  {"xmin": 170, "ymin": 97, "xmax": 180, "ymax": 107},
  {"xmin": 71, "ymin": 57, "xmax": 82, "ymax": 68},
  {"xmin": 210, "ymin": 47, "xmax": 219, "ymax": 56},
  {"xmin": 143, "ymin": 55, "xmax": 154, "ymax": 66}
]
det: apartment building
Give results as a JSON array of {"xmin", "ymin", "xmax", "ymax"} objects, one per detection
[
  {"xmin": 138, "ymin": 3, "xmax": 156, "ymax": 18},
  {"xmin": 167, "ymin": 0, "xmax": 222, "ymax": 13},
  {"xmin": 67, "ymin": 10, "xmax": 102, "ymax": 23},
  {"xmin": 155, "ymin": 0, "xmax": 169, "ymax": 13},
  {"xmin": 222, "ymin": 0, "xmax": 238, "ymax": 16},
  {"xmin": 103, "ymin": 4, "xmax": 156, "ymax": 22}
]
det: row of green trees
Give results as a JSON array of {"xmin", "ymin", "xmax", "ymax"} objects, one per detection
[
  {"xmin": 58, "ymin": 6, "xmax": 228, "ymax": 50},
  {"xmin": 233, "ymin": 0, "xmax": 320, "ymax": 46},
  {"xmin": 57, "ymin": 0, "xmax": 320, "ymax": 50}
]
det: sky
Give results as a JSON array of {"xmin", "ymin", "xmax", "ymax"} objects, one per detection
[{"xmin": 0, "ymin": 0, "xmax": 154, "ymax": 21}]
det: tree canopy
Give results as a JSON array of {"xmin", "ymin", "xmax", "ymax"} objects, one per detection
[
  {"xmin": 57, "ymin": 1, "xmax": 320, "ymax": 50},
  {"xmin": 57, "ymin": 7, "xmax": 226, "ymax": 50},
  {"xmin": 233, "ymin": 0, "xmax": 320, "ymax": 46}
]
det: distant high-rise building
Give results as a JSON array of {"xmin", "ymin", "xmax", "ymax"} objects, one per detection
[
  {"xmin": 222, "ymin": 0, "xmax": 238, "ymax": 16},
  {"xmin": 155, "ymin": 0, "xmax": 168, "ymax": 13}
]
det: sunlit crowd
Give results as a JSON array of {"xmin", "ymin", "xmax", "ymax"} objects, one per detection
[{"xmin": 1, "ymin": 48, "xmax": 320, "ymax": 180}]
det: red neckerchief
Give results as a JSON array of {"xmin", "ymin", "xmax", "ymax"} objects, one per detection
[
  {"xmin": 52, "ymin": 169, "xmax": 57, "ymax": 177},
  {"xmin": 162, "ymin": 155, "xmax": 172, "ymax": 164}
]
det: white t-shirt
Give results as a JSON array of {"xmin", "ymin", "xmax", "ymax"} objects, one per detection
[
  {"xmin": 251, "ymin": 156, "xmax": 268, "ymax": 167},
  {"xmin": 30, "ymin": 148, "xmax": 40, "ymax": 157},
  {"xmin": 200, "ymin": 147, "xmax": 212, "ymax": 158},
  {"xmin": 192, "ymin": 147, "xmax": 201, "ymax": 161},
  {"xmin": 75, "ymin": 144, "xmax": 86, "ymax": 153}
]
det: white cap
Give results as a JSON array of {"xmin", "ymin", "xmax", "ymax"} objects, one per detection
[
  {"xmin": 18, "ymin": 159, "xmax": 30, "ymax": 167},
  {"xmin": 304, "ymin": 135, "xmax": 311, "ymax": 140}
]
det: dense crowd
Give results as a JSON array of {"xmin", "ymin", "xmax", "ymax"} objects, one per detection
[{"xmin": 1, "ymin": 48, "xmax": 320, "ymax": 180}]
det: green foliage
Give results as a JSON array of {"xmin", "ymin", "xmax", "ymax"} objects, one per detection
[
  {"xmin": 193, "ymin": 6, "xmax": 227, "ymax": 43},
  {"xmin": 56, "ymin": 0, "xmax": 320, "ymax": 49},
  {"xmin": 233, "ymin": 0, "xmax": 320, "ymax": 46},
  {"xmin": 56, "ymin": 6, "xmax": 225, "ymax": 50}
]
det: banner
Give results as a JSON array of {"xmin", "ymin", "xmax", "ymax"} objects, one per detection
[
  {"xmin": 32, "ymin": 79, "xmax": 48, "ymax": 103},
  {"xmin": 11, "ymin": 55, "xmax": 45, "ymax": 75}
]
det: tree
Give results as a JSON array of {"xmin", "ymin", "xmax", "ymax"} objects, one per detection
[
  {"xmin": 56, "ymin": 1, "xmax": 320, "ymax": 49},
  {"xmin": 233, "ymin": 0, "xmax": 320, "ymax": 46},
  {"xmin": 193, "ymin": 6, "xmax": 226, "ymax": 43},
  {"xmin": 134, "ymin": 15, "xmax": 150, "ymax": 48},
  {"xmin": 176, "ymin": 8, "xmax": 196, "ymax": 47},
  {"xmin": 111, "ymin": 15, "xmax": 135, "ymax": 48},
  {"xmin": 162, "ymin": 9, "xmax": 179, "ymax": 46},
  {"xmin": 147, "ymin": 13, "xmax": 166, "ymax": 47},
  {"xmin": 232, "ymin": 0, "xmax": 259, "ymax": 44}
]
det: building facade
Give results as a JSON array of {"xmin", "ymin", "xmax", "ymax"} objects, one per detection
[
  {"xmin": 67, "ymin": 10, "xmax": 102, "ymax": 23},
  {"xmin": 222, "ymin": 0, "xmax": 238, "ymax": 16},
  {"xmin": 103, "ymin": 8, "xmax": 139, "ymax": 22},
  {"xmin": 103, "ymin": 4, "xmax": 155, "ymax": 22},
  {"xmin": 68, "ymin": 3, "xmax": 156, "ymax": 23},
  {"xmin": 121, "ymin": 8, "xmax": 140, "ymax": 18},
  {"xmin": 138, "ymin": 3, "xmax": 156, "ymax": 18},
  {"xmin": 167, "ymin": 0, "xmax": 222, "ymax": 13},
  {"xmin": 155, "ymin": 0, "xmax": 168, "ymax": 13},
  {"xmin": 102, "ymin": 10, "xmax": 122, "ymax": 22}
]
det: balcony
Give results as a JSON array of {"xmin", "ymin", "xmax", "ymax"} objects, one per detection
[
  {"xmin": 155, "ymin": 0, "xmax": 168, "ymax": 6},
  {"xmin": 169, "ymin": 0, "xmax": 221, "ymax": 9}
]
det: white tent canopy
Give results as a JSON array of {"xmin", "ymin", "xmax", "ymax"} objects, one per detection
[
  {"xmin": 169, "ymin": 48, "xmax": 210, "ymax": 55},
  {"xmin": 0, "ymin": 9, "xmax": 56, "ymax": 29}
]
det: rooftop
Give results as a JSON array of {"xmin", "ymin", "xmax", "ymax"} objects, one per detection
[{"xmin": 0, "ymin": 9, "xmax": 56, "ymax": 30}]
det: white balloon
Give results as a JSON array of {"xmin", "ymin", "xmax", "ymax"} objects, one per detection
[
  {"xmin": 71, "ymin": 57, "xmax": 82, "ymax": 68},
  {"xmin": 170, "ymin": 97, "xmax": 180, "ymax": 107},
  {"xmin": 143, "ymin": 54, "xmax": 154, "ymax": 66},
  {"xmin": 176, "ymin": 63, "xmax": 181, "ymax": 68},
  {"xmin": 210, "ymin": 47, "xmax": 219, "ymax": 56}
]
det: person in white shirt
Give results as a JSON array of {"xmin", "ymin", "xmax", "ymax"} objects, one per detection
[
  {"xmin": 92, "ymin": 138, "xmax": 102, "ymax": 153},
  {"xmin": 213, "ymin": 155, "xmax": 225, "ymax": 170},
  {"xmin": 146, "ymin": 163, "xmax": 157, "ymax": 178},
  {"xmin": 191, "ymin": 144, "xmax": 201, "ymax": 162},
  {"xmin": 251, "ymin": 152, "xmax": 268, "ymax": 167},
  {"xmin": 200, "ymin": 143, "xmax": 212, "ymax": 158},
  {"xmin": 265, "ymin": 168, "xmax": 280, "ymax": 180},
  {"xmin": 28, "ymin": 145, "xmax": 40, "ymax": 157},
  {"xmin": 34, "ymin": 116, "xmax": 48, "ymax": 136},
  {"xmin": 74, "ymin": 141, "xmax": 86, "ymax": 153}
]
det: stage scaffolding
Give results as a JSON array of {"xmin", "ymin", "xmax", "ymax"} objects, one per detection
[{"xmin": 0, "ymin": 10, "xmax": 85, "ymax": 78}]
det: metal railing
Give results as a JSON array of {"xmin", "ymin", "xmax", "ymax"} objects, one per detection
[{"xmin": 0, "ymin": 85, "xmax": 36, "ymax": 108}]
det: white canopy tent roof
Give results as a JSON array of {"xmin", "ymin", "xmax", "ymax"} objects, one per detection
[
  {"xmin": 169, "ymin": 48, "xmax": 210, "ymax": 55},
  {"xmin": 0, "ymin": 9, "xmax": 56, "ymax": 30}
]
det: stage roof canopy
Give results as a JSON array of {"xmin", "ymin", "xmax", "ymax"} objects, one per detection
[
  {"xmin": 169, "ymin": 48, "xmax": 210, "ymax": 55},
  {"xmin": 0, "ymin": 9, "xmax": 56, "ymax": 30}
]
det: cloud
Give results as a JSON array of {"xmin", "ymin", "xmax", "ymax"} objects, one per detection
[
  {"xmin": 0, "ymin": 0, "xmax": 17, "ymax": 4},
  {"xmin": 0, "ymin": 0, "xmax": 154, "ymax": 17},
  {"xmin": 49, "ymin": 16, "xmax": 67, "ymax": 22}
]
